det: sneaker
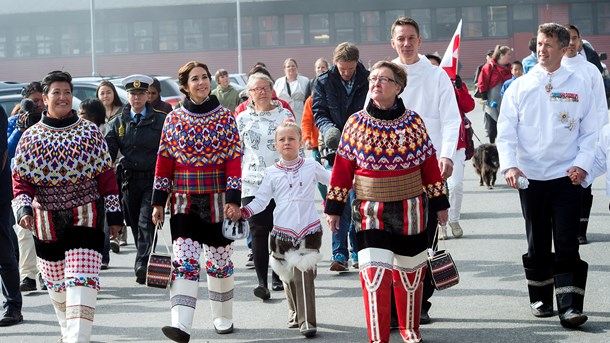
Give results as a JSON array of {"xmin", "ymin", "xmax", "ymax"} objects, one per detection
[
  {"xmin": 245, "ymin": 250, "xmax": 255, "ymax": 269},
  {"xmin": 101, "ymin": 263, "xmax": 109, "ymax": 270},
  {"xmin": 449, "ymin": 221, "xmax": 463, "ymax": 238},
  {"xmin": 438, "ymin": 225, "xmax": 448, "ymax": 240},
  {"xmin": 19, "ymin": 277, "xmax": 36, "ymax": 292},
  {"xmin": 38, "ymin": 273, "xmax": 47, "ymax": 290},
  {"xmin": 350, "ymin": 251, "xmax": 359, "ymax": 269},
  {"xmin": 330, "ymin": 253, "xmax": 348, "ymax": 272}
]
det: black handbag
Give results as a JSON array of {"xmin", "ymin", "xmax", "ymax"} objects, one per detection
[
  {"xmin": 146, "ymin": 223, "xmax": 172, "ymax": 289},
  {"xmin": 427, "ymin": 225, "xmax": 460, "ymax": 290}
]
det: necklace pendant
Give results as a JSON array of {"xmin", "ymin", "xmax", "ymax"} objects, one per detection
[{"xmin": 545, "ymin": 82, "xmax": 553, "ymax": 93}]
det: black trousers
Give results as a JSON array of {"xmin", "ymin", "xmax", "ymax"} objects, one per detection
[
  {"xmin": 519, "ymin": 177, "xmax": 582, "ymax": 264},
  {"xmin": 121, "ymin": 176, "xmax": 155, "ymax": 271},
  {"xmin": 0, "ymin": 202, "xmax": 22, "ymax": 314}
]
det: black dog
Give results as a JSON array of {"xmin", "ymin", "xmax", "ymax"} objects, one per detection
[{"xmin": 472, "ymin": 143, "xmax": 500, "ymax": 189}]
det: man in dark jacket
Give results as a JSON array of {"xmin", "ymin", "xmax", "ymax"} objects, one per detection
[
  {"xmin": 313, "ymin": 42, "xmax": 369, "ymax": 272},
  {"xmin": 105, "ymin": 74, "xmax": 166, "ymax": 284},
  {"xmin": 0, "ymin": 106, "xmax": 23, "ymax": 326}
]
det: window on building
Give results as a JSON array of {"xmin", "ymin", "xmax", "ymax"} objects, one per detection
[
  {"xmin": 309, "ymin": 14, "xmax": 329, "ymax": 45},
  {"xmin": 462, "ymin": 7, "xmax": 483, "ymax": 38},
  {"xmin": 570, "ymin": 3, "xmax": 593, "ymax": 35},
  {"xmin": 360, "ymin": 11, "xmax": 381, "ymax": 42},
  {"xmin": 0, "ymin": 29, "xmax": 6, "ymax": 58},
  {"xmin": 259, "ymin": 15, "xmax": 279, "ymax": 47},
  {"xmin": 233, "ymin": 16, "xmax": 254, "ymax": 48},
  {"xmin": 159, "ymin": 20, "xmax": 179, "ymax": 51},
  {"xmin": 134, "ymin": 21, "xmax": 153, "ymax": 52},
  {"xmin": 512, "ymin": 4, "xmax": 535, "ymax": 33},
  {"xmin": 284, "ymin": 14, "xmax": 304, "ymax": 45},
  {"xmin": 184, "ymin": 19, "xmax": 203, "ymax": 51},
  {"xmin": 385, "ymin": 10, "xmax": 405, "ymax": 39},
  {"xmin": 82, "ymin": 24, "xmax": 105, "ymax": 55},
  {"xmin": 488, "ymin": 6, "xmax": 508, "ymax": 37},
  {"xmin": 60, "ymin": 25, "xmax": 80, "ymax": 55},
  {"xmin": 436, "ymin": 8, "xmax": 457, "ymax": 40},
  {"xmin": 599, "ymin": 2, "xmax": 610, "ymax": 34},
  {"xmin": 208, "ymin": 18, "xmax": 229, "ymax": 49},
  {"xmin": 35, "ymin": 27, "xmax": 54, "ymax": 56},
  {"xmin": 109, "ymin": 23, "xmax": 128, "ymax": 53},
  {"xmin": 334, "ymin": 12, "xmax": 354, "ymax": 43},
  {"xmin": 410, "ymin": 9, "xmax": 431, "ymax": 39}
]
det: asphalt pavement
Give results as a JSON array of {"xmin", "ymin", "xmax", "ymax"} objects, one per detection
[{"xmin": 3, "ymin": 100, "xmax": 610, "ymax": 343}]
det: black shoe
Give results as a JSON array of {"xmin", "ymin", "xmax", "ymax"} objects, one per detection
[
  {"xmin": 0, "ymin": 310, "xmax": 23, "ymax": 327},
  {"xmin": 530, "ymin": 301, "xmax": 554, "ymax": 318},
  {"xmin": 162, "ymin": 326, "xmax": 190, "ymax": 342},
  {"xmin": 577, "ymin": 236, "xmax": 588, "ymax": 245},
  {"xmin": 272, "ymin": 280, "xmax": 284, "ymax": 291},
  {"xmin": 38, "ymin": 273, "xmax": 47, "ymax": 290},
  {"xmin": 19, "ymin": 277, "xmax": 36, "ymax": 292},
  {"xmin": 135, "ymin": 266, "xmax": 147, "ymax": 284},
  {"xmin": 390, "ymin": 315, "xmax": 399, "ymax": 330},
  {"xmin": 110, "ymin": 239, "xmax": 120, "ymax": 253},
  {"xmin": 420, "ymin": 311, "xmax": 431, "ymax": 324},
  {"xmin": 101, "ymin": 263, "xmax": 109, "ymax": 270},
  {"xmin": 559, "ymin": 308, "xmax": 588, "ymax": 328},
  {"xmin": 253, "ymin": 286, "xmax": 270, "ymax": 300},
  {"xmin": 300, "ymin": 327, "xmax": 317, "ymax": 338}
]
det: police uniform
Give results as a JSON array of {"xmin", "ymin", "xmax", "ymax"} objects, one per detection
[{"xmin": 105, "ymin": 75, "xmax": 166, "ymax": 284}]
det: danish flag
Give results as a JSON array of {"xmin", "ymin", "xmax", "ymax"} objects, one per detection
[{"xmin": 440, "ymin": 19, "xmax": 462, "ymax": 80}]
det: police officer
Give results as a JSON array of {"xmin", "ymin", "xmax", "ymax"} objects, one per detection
[{"xmin": 105, "ymin": 74, "xmax": 165, "ymax": 284}]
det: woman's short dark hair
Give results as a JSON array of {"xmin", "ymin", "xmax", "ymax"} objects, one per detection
[
  {"xmin": 96, "ymin": 80, "xmax": 123, "ymax": 108},
  {"xmin": 41, "ymin": 70, "xmax": 72, "ymax": 95},
  {"xmin": 21, "ymin": 81, "xmax": 43, "ymax": 98},
  {"xmin": 177, "ymin": 61, "xmax": 211, "ymax": 97},
  {"xmin": 247, "ymin": 65, "xmax": 274, "ymax": 82},
  {"xmin": 80, "ymin": 98, "xmax": 106, "ymax": 127}
]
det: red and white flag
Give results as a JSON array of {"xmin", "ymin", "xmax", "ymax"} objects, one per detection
[{"xmin": 440, "ymin": 19, "xmax": 462, "ymax": 80}]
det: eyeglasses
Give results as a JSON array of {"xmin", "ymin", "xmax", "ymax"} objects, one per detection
[
  {"xmin": 368, "ymin": 76, "xmax": 396, "ymax": 84},
  {"xmin": 249, "ymin": 86, "xmax": 272, "ymax": 93}
]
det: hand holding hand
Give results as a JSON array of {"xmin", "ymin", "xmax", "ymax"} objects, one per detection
[
  {"xmin": 567, "ymin": 166, "xmax": 586, "ymax": 185},
  {"xmin": 224, "ymin": 203, "xmax": 241, "ymax": 221}
]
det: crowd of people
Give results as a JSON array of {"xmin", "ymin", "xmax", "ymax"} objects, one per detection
[{"xmin": 1, "ymin": 16, "xmax": 608, "ymax": 343}]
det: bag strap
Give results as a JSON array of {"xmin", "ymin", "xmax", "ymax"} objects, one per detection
[
  {"xmin": 431, "ymin": 222, "xmax": 449, "ymax": 254},
  {"xmin": 151, "ymin": 222, "xmax": 171, "ymax": 255}
]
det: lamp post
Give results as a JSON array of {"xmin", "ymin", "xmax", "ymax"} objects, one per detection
[
  {"xmin": 90, "ymin": 0, "xmax": 96, "ymax": 76},
  {"xmin": 236, "ymin": 0, "xmax": 242, "ymax": 74}
]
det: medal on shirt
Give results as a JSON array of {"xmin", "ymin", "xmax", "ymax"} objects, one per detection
[{"xmin": 545, "ymin": 73, "xmax": 553, "ymax": 94}]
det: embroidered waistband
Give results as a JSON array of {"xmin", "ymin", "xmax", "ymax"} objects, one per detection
[{"xmin": 354, "ymin": 171, "xmax": 422, "ymax": 202}]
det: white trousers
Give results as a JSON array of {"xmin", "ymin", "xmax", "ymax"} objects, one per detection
[
  {"xmin": 13, "ymin": 200, "xmax": 38, "ymax": 280},
  {"xmin": 447, "ymin": 148, "xmax": 466, "ymax": 222}
]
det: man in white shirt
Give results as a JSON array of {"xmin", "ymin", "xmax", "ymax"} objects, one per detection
[
  {"xmin": 563, "ymin": 24, "xmax": 609, "ymax": 245},
  {"xmin": 497, "ymin": 23, "xmax": 597, "ymax": 329},
  {"xmin": 388, "ymin": 16, "xmax": 462, "ymax": 328}
]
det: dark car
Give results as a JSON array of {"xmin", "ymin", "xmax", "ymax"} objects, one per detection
[{"xmin": 0, "ymin": 93, "xmax": 81, "ymax": 117}]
